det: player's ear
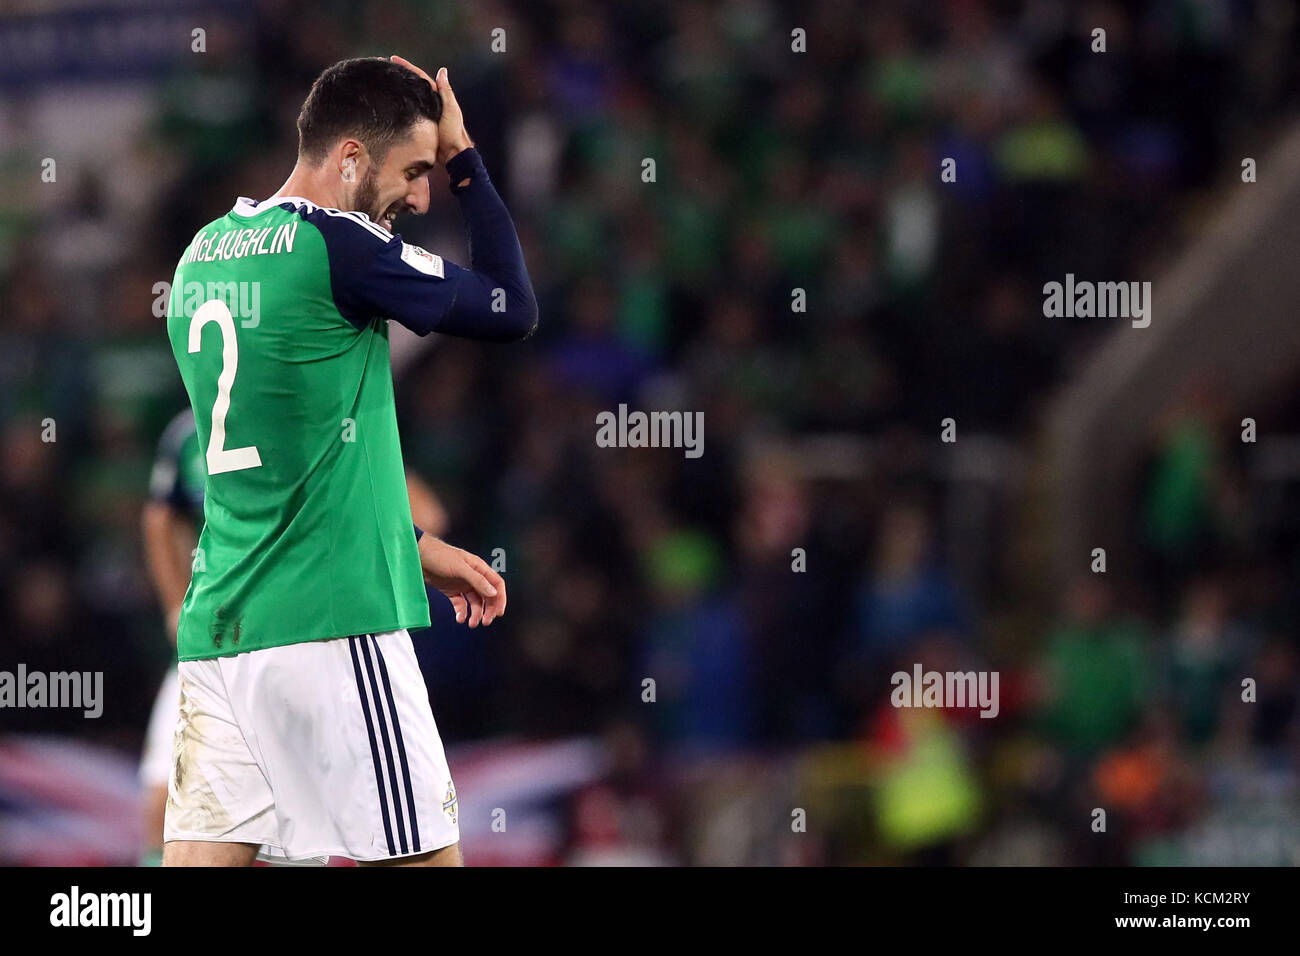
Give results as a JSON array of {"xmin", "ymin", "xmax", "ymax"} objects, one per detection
[{"xmin": 337, "ymin": 139, "xmax": 365, "ymax": 183}]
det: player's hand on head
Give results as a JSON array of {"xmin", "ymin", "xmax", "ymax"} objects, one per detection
[
  {"xmin": 389, "ymin": 56, "xmax": 474, "ymax": 167},
  {"xmin": 418, "ymin": 535, "xmax": 506, "ymax": 627}
]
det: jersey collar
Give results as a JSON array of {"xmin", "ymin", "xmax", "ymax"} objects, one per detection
[{"xmin": 233, "ymin": 195, "xmax": 317, "ymax": 217}]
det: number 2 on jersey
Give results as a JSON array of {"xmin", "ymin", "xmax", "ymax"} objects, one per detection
[{"xmin": 188, "ymin": 299, "xmax": 263, "ymax": 475}]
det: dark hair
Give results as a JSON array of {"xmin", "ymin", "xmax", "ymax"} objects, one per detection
[{"xmin": 297, "ymin": 57, "xmax": 442, "ymax": 163}]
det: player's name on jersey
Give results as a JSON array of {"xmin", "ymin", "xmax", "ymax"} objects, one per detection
[{"xmin": 185, "ymin": 222, "xmax": 300, "ymax": 263}]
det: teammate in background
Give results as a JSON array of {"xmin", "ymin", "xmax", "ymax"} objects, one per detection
[
  {"xmin": 138, "ymin": 409, "xmax": 202, "ymax": 866},
  {"xmin": 140, "ymin": 408, "xmax": 450, "ymax": 864},
  {"xmin": 162, "ymin": 54, "xmax": 534, "ymax": 867}
]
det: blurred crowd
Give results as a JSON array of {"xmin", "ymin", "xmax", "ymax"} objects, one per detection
[{"xmin": 4, "ymin": 0, "xmax": 1300, "ymax": 865}]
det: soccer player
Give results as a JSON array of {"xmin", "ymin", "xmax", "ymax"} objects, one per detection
[
  {"xmin": 139, "ymin": 409, "xmax": 450, "ymax": 864},
  {"xmin": 161, "ymin": 56, "xmax": 536, "ymax": 867},
  {"xmin": 138, "ymin": 408, "xmax": 203, "ymax": 866}
]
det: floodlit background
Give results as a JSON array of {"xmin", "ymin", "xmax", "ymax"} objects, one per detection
[{"xmin": 3, "ymin": 0, "xmax": 1300, "ymax": 865}]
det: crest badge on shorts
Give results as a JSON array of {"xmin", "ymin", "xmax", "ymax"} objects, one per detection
[{"xmin": 442, "ymin": 782, "xmax": 458, "ymax": 826}]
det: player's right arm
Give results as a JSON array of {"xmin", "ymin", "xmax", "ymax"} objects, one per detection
[{"xmin": 314, "ymin": 65, "xmax": 538, "ymax": 343}]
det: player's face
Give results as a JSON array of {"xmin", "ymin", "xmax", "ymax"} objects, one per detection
[{"xmin": 360, "ymin": 118, "xmax": 440, "ymax": 233}]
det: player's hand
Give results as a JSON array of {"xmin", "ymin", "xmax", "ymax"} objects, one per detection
[
  {"xmin": 417, "ymin": 535, "xmax": 505, "ymax": 627},
  {"xmin": 389, "ymin": 56, "xmax": 474, "ymax": 167}
]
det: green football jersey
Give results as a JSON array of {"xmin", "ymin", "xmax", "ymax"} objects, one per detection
[{"xmin": 166, "ymin": 196, "xmax": 441, "ymax": 660}]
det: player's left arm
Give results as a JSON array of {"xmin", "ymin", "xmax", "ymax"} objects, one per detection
[
  {"xmin": 405, "ymin": 467, "xmax": 449, "ymax": 538},
  {"xmin": 414, "ymin": 532, "xmax": 506, "ymax": 628}
]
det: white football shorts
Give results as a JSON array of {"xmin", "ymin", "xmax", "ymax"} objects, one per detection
[
  {"xmin": 164, "ymin": 629, "xmax": 459, "ymax": 863},
  {"xmin": 140, "ymin": 665, "xmax": 181, "ymax": 787}
]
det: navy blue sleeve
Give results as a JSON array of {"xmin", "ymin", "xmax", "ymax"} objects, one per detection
[
  {"xmin": 308, "ymin": 147, "xmax": 537, "ymax": 341},
  {"xmin": 436, "ymin": 147, "xmax": 538, "ymax": 340},
  {"xmin": 148, "ymin": 409, "xmax": 196, "ymax": 512},
  {"xmin": 414, "ymin": 523, "xmax": 424, "ymax": 542}
]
